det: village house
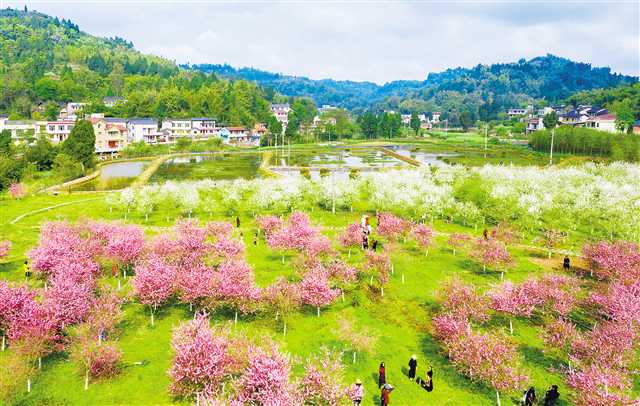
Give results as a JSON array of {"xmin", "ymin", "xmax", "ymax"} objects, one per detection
[
  {"xmin": 270, "ymin": 104, "xmax": 290, "ymax": 129},
  {"xmin": 220, "ymin": 126, "xmax": 260, "ymax": 147},
  {"xmin": 161, "ymin": 118, "xmax": 191, "ymax": 138},
  {"xmin": 58, "ymin": 102, "xmax": 85, "ymax": 121},
  {"xmin": 431, "ymin": 112, "xmax": 441, "ymax": 123},
  {"xmin": 189, "ymin": 118, "xmax": 218, "ymax": 138},
  {"xmin": 45, "ymin": 120, "xmax": 75, "ymax": 143},
  {"xmin": 90, "ymin": 116, "xmax": 128, "ymax": 154},
  {"xmin": 2, "ymin": 120, "xmax": 44, "ymax": 143},
  {"xmin": 102, "ymin": 96, "xmax": 126, "ymax": 108},
  {"xmin": 128, "ymin": 118, "xmax": 159, "ymax": 143},
  {"xmin": 585, "ymin": 113, "xmax": 618, "ymax": 133}
]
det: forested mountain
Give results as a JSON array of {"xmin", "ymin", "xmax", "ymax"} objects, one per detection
[
  {"xmin": 189, "ymin": 56, "xmax": 637, "ymax": 121},
  {"xmin": 0, "ymin": 8, "xmax": 272, "ymax": 126}
]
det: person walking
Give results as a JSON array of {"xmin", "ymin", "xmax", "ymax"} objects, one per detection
[
  {"xmin": 371, "ymin": 240, "xmax": 378, "ymax": 252},
  {"xmin": 523, "ymin": 387, "xmax": 536, "ymax": 406},
  {"xmin": 408, "ymin": 355, "xmax": 417, "ymax": 381},
  {"xmin": 362, "ymin": 234, "xmax": 369, "ymax": 250},
  {"xmin": 378, "ymin": 362, "xmax": 386, "ymax": 388},
  {"xmin": 23, "ymin": 260, "xmax": 31, "ymax": 278},
  {"xmin": 253, "ymin": 232, "xmax": 258, "ymax": 246},
  {"xmin": 380, "ymin": 384, "xmax": 393, "ymax": 406},
  {"xmin": 483, "ymin": 228, "xmax": 489, "ymax": 240},
  {"xmin": 417, "ymin": 366, "xmax": 433, "ymax": 392},
  {"xmin": 350, "ymin": 379, "xmax": 364, "ymax": 405},
  {"xmin": 543, "ymin": 385, "xmax": 559, "ymax": 406},
  {"xmin": 563, "ymin": 256, "xmax": 570, "ymax": 271},
  {"xmin": 236, "ymin": 216, "xmax": 240, "ymax": 228}
]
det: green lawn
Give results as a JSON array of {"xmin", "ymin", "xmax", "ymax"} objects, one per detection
[{"xmin": 0, "ymin": 190, "xmax": 590, "ymax": 406}]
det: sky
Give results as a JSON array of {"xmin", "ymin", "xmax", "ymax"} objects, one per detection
[{"xmin": 3, "ymin": 0, "xmax": 640, "ymax": 84}]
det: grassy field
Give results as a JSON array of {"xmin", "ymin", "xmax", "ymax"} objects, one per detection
[{"xmin": 0, "ymin": 189, "xmax": 588, "ymax": 406}]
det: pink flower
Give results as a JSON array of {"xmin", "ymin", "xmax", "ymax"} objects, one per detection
[
  {"xmin": 299, "ymin": 269, "xmax": 339, "ymax": 314},
  {"xmin": 339, "ymin": 223, "xmax": 364, "ymax": 249},
  {"xmin": 132, "ymin": 256, "xmax": 176, "ymax": 309},
  {"xmin": 256, "ymin": 215, "xmax": 284, "ymax": 237},
  {"xmin": 376, "ymin": 213, "xmax": 410, "ymax": 241},
  {"xmin": 582, "ymin": 241, "xmax": 640, "ymax": 281},
  {"xmin": 8, "ymin": 183, "xmax": 26, "ymax": 199},
  {"xmin": 0, "ymin": 240, "xmax": 11, "ymax": 259}
]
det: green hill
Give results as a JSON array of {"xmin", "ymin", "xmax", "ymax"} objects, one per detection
[{"xmin": 0, "ymin": 8, "xmax": 271, "ymax": 126}]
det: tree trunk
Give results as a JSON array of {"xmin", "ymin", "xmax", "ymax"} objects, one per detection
[
  {"xmin": 496, "ymin": 390, "xmax": 501, "ymax": 406},
  {"xmin": 317, "ymin": 307, "xmax": 320, "ymax": 317},
  {"xmin": 369, "ymin": 275, "xmax": 374, "ymax": 285},
  {"xmin": 151, "ymin": 308, "xmax": 155, "ymax": 327},
  {"xmin": 348, "ymin": 248, "xmax": 351, "ymax": 258},
  {"xmin": 234, "ymin": 311, "xmax": 238, "ymax": 327},
  {"xmin": 38, "ymin": 357, "xmax": 41, "ymax": 370},
  {"xmin": 500, "ymin": 271, "xmax": 504, "ymax": 280},
  {"xmin": 27, "ymin": 378, "xmax": 31, "ymax": 393},
  {"xmin": 117, "ymin": 279, "xmax": 121, "ymax": 290},
  {"xmin": 1, "ymin": 335, "xmax": 4, "ymax": 351},
  {"xmin": 341, "ymin": 291, "xmax": 345, "ymax": 302},
  {"xmin": 281, "ymin": 255, "xmax": 285, "ymax": 264},
  {"xmin": 509, "ymin": 319, "xmax": 513, "ymax": 335},
  {"xmin": 402, "ymin": 273, "xmax": 405, "ymax": 284},
  {"xmin": 283, "ymin": 322, "xmax": 287, "ymax": 337},
  {"xmin": 275, "ymin": 311, "xmax": 279, "ymax": 321},
  {"xmin": 381, "ymin": 287, "xmax": 384, "ymax": 296},
  {"xmin": 353, "ymin": 351, "xmax": 357, "ymax": 363},
  {"xmin": 84, "ymin": 370, "xmax": 89, "ymax": 390}
]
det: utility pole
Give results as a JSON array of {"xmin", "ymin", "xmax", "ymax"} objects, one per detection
[
  {"xmin": 484, "ymin": 123, "xmax": 488, "ymax": 159},
  {"xmin": 549, "ymin": 127, "xmax": 555, "ymax": 165}
]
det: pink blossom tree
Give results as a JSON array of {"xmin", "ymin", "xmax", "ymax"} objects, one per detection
[
  {"xmin": 104, "ymin": 224, "xmax": 145, "ymax": 268},
  {"xmin": 582, "ymin": 240, "xmax": 640, "ymax": 281},
  {"xmin": 175, "ymin": 264, "xmax": 216, "ymax": 311},
  {"xmin": 301, "ymin": 349, "xmax": 349, "ymax": 405},
  {"xmin": 8, "ymin": 183, "xmax": 26, "ymax": 199},
  {"xmin": 539, "ymin": 229, "xmax": 564, "ymax": 258},
  {"xmin": 411, "ymin": 224, "xmax": 435, "ymax": 256},
  {"xmin": 299, "ymin": 269, "xmax": 339, "ymax": 316},
  {"xmin": 85, "ymin": 287, "xmax": 124, "ymax": 344},
  {"xmin": 212, "ymin": 237, "xmax": 245, "ymax": 260},
  {"xmin": 566, "ymin": 364, "xmax": 634, "ymax": 405},
  {"xmin": 339, "ymin": 223, "xmax": 364, "ymax": 257},
  {"xmin": 446, "ymin": 233, "xmax": 471, "ymax": 255},
  {"xmin": 439, "ymin": 279, "xmax": 489, "ymax": 323},
  {"xmin": 447, "ymin": 330, "xmax": 528, "ymax": 405},
  {"xmin": 589, "ymin": 280, "xmax": 640, "ymax": 326},
  {"xmin": 256, "ymin": 215, "xmax": 284, "ymax": 237},
  {"xmin": 472, "ymin": 238, "xmax": 513, "ymax": 277},
  {"xmin": 0, "ymin": 282, "xmax": 36, "ymax": 351},
  {"xmin": 0, "ymin": 240, "xmax": 11, "ymax": 260},
  {"xmin": 237, "ymin": 345, "xmax": 302, "ymax": 405},
  {"xmin": 132, "ymin": 256, "xmax": 176, "ymax": 326},
  {"xmin": 169, "ymin": 314, "xmax": 236, "ymax": 398},
  {"xmin": 264, "ymin": 278, "xmax": 301, "ymax": 335},
  {"xmin": 43, "ymin": 273, "xmax": 94, "ymax": 328},
  {"xmin": 376, "ymin": 212, "xmax": 410, "ymax": 241},
  {"xmin": 364, "ymin": 251, "xmax": 391, "ymax": 295},
  {"xmin": 542, "ymin": 319, "xmax": 577, "ymax": 353},
  {"xmin": 211, "ymin": 260, "xmax": 261, "ymax": 323},
  {"xmin": 489, "ymin": 281, "xmax": 538, "ymax": 334},
  {"xmin": 205, "ymin": 221, "xmax": 233, "ymax": 239}
]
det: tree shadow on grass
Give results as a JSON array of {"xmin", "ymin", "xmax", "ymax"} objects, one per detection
[
  {"xmin": 0, "ymin": 260, "xmax": 21, "ymax": 275},
  {"xmin": 520, "ymin": 345, "xmax": 564, "ymax": 372}
]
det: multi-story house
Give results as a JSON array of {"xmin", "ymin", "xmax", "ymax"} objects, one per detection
[
  {"xmin": 90, "ymin": 116, "xmax": 128, "ymax": 153},
  {"xmin": 585, "ymin": 114, "xmax": 618, "ymax": 133},
  {"xmin": 128, "ymin": 118, "xmax": 159, "ymax": 143},
  {"xmin": 2, "ymin": 120, "xmax": 44, "ymax": 144},
  {"xmin": 190, "ymin": 118, "xmax": 218, "ymax": 138},
  {"xmin": 161, "ymin": 119, "xmax": 192, "ymax": 138},
  {"xmin": 45, "ymin": 120, "xmax": 75, "ymax": 143},
  {"xmin": 270, "ymin": 104, "xmax": 290, "ymax": 129},
  {"xmin": 431, "ymin": 112, "xmax": 441, "ymax": 124},
  {"xmin": 220, "ymin": 126, "xmax": 260, "ymax": 147},
  {"xmin": 59, "ymin": 102, "xmax": 86, "ymax": 121}
]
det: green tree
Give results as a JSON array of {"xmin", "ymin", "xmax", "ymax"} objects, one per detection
[
  {"xmin": 0, "ymin": 130, "xmax": 13, "ymax": 155},
  {"xmin": 409, "ymin": 112, "xmax": 421, "ymax": 135},
  {"xmin": 53, "ymin": 153, "xmax": 83, "ymax": 181},
  {"xmin": 175, "ymin": 137, "xmax": 192, "ymax": 151},
  {"xmin": 25, "ymin": 135, "xmax": 57, "ymax": 170},
  {"xmin": 0, "ymin": 154, "xmax": 24, "ymax": 190},
  {"xmin": 44, "ymin": 101, "xmax": 60, "ymax": 120},
  {"xmin": 542, "ymin": 111, "xmax": 558, "ymax": 130},
  {"xmin": 357, "ymin": 112, "xmax": 377, "ymax": 139},
  {"xmin": 62, "ymin": 119, "xmax": 95, "ymax": 170},
  {"xmin": 611, "ymin": 100, "xmax": 635, "ymax": 133},
  {"xmin": 460, "ymin": 111, "xmax": 473, "ymax": 132}
]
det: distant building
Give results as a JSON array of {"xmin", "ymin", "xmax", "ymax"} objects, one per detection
[
  {"xmin": 189, "ymin": 118, "xmax": 218, "ymax": 138},
  {"xmin": 633, "ymin": 120, "xmax": 640, "ymax": 135},
  {"xmin": 127, "ymin": 118, "xmax": 158, "ymax": 143},
  {"xmin": 59, "ymin": 102, "xmax": 86, "ymax": 121},
  {"xmin": 318, "ymin": 104, "xmax": 338, "ymax": 114},
  {"xmin": 270, "ymin": 104, "xmax": 291, "ymax": 129},
  {"xmin": 161, "ymin": 118, "xmax": 191, "ymax": 138},
  {"xmin": 2, "ymin": 120, "xmax": 43, "ymax": 143},
  {"xmin": 90, "ymin": 117, "xmax": 128, "ymax": 153},
  {"xmin": 220, "ymin": 126, "xmax": 260, "ymax": 147},
  {"xmin": 431, "ymin": 112, "xmax": 441, "ymax": 123},
  {"xmin": 585, "ymin": 114, "xmax": 618, "ymax": 133},
  {"xmin": 507, "ymin": 108, "xmax": 528, "ymax": 117},
  {"xmin": 102, "ymin": 96, "xmax": 126, "ymax": 107},
  {"xmin": 45, "ymin": 120, "xmax": 75, "ymax": 143},
  {"xmin": 527, "ymin": 117, "xmax": 544, "ymax": 132},
  {"xmin": 401, "ymin": 114, "xmax": 411, "ymax": 125}
]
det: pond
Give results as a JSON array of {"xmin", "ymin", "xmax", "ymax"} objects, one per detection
[
  {"xmin": 386, "ymin": 145, "xmax": 459, "ymax": 167},
  {"xmin": 272, "ymin": 147, "xmax": 407, "ymax": 168},
  {"xmin": 70, "ymin": 161, "xmax": 148, "ymax": 191},
  {"xmin": 150, "ymin": 153, "xmax": 262, "ymax": 182}
]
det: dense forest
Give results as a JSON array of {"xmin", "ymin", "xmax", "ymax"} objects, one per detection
[
  {"xmin": 189, "ymin": 56, "xmax": 637, "ymax": 124},
  {"xmin": 0, "ymin": 8, "xmax": 272, "ymax": 126}
]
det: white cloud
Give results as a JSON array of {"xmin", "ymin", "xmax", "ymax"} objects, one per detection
[{"xmin": 7, "ymin": 0, "xmax": 640, "ymax": 83}]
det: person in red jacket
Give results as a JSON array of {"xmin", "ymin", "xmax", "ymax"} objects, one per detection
[{"xmin": 378, "ymin": 362, "xmax": 386, "ymax": 388}]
